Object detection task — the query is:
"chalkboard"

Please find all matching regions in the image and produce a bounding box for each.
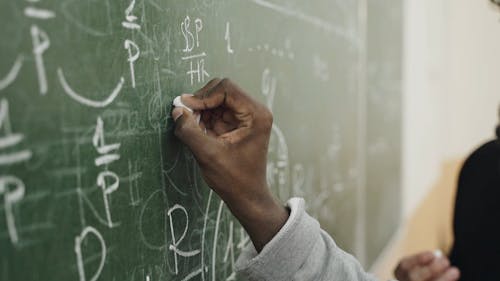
[0,0,402,280]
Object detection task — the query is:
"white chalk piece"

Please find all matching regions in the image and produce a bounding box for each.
[173,96,193,113]
[173,95,201,124]
[433,249,443,258]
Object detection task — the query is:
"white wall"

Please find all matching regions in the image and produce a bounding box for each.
[402,0,500,218]
[445,0,500,157]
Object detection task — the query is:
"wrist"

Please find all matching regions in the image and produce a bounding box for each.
[224,189,289,252]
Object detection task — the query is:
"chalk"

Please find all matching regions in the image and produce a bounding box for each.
[173,96,193,113]
[433,249,443,258]
[173,95,201,124]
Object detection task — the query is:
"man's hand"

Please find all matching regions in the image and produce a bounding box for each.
[171,78,289,252]
[394,251,460,281]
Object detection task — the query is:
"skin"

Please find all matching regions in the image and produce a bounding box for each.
[172,78,461,280]
[395,251,460,281]
[171,78,288,252]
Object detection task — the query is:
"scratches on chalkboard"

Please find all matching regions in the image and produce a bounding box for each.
[200,190,213,281]
[76,187,114,228]
[60,0,113,36]
[248,0,357,44]
[0,55,23,91]
[212,200,224,281]
[146,0,164,12]
[125,160,142,206]
[139,189,166,250]
[163,170,187,196]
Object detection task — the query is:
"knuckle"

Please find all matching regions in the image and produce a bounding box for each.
[207,77,221,85]
[219,78,236,95]
[256,106,273,130]
[220,77,232,88]
[262,108,273,128]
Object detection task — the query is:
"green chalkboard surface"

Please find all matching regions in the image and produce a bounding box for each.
[0,0,402,280]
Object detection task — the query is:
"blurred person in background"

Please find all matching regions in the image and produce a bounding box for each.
[448,107,500,280]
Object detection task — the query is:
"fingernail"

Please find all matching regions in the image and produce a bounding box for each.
[434,249,443,258]
[172,108,183,121]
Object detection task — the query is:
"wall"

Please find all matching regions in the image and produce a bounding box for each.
[372,0,500,278]
[402,0,499,218]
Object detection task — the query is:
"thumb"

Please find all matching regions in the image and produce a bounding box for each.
[172,107,220,163]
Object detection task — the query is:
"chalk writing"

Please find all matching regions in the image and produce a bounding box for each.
[124,40,140,88]
[74,226,107,281]
[0,98,32,245]
[123,0,141,88]
[261,68,277,110]
[181,15,209,85]
[224,22,234,54]
[167,204,201,277]
[25,0,54,95]
[0,100,32,166]
[24,7,55,19]
[57,68,125,108]
[93,117,121,228]
[223,221,236,281]
[0,176,25,244]
[30,25,50,95]
[122,0,140,30]
[248,40,295,60]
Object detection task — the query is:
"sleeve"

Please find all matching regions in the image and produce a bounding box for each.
[235,198,379,281]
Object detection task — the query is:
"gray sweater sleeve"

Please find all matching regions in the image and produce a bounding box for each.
[235,198,379,281]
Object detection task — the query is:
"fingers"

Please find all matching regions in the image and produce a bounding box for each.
[172,107,220,164]
[192,78,222,96]
[435,267,460,281]
[181,78,255,113]
[395,251,435,278]
[409,257,451,281]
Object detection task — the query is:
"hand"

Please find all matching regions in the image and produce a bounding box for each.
[394,251,460,281]
[171,78,289,251]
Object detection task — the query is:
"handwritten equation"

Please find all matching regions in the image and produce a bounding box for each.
[0,0,368,279]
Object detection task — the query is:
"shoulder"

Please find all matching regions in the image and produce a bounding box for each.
[460,139,499,177]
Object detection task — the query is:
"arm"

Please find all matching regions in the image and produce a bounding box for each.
[172,78,375,280]
[171,78,288,252]
[171,79,460,281]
